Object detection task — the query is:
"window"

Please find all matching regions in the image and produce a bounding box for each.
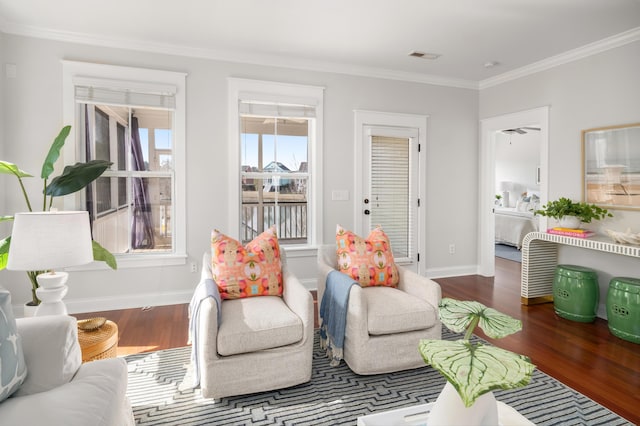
[62,61,186,267]
[229,79,323,247]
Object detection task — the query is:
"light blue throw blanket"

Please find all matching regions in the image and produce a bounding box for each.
[187,278,221,388]
[319,270,358,367]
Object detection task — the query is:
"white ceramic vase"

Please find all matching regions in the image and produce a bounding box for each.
[558,215,581,229]
[428,382,499,426]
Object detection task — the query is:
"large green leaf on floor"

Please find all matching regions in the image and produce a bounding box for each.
[419,338,535,407]
[439,298,522,339]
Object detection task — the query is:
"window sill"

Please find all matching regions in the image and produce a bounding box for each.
[281,245,319,258]
[67,253,188,271]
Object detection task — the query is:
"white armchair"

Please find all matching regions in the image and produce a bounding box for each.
[0,315,134,426]
[194,250,314,399]
[317,244,442,375]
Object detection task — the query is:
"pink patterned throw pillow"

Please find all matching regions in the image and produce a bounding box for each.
[335,224,399,287]
[211,226,283,299]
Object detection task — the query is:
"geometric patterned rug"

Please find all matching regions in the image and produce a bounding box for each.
[125,328,633,425]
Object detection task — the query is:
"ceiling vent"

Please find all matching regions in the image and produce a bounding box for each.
[408,51,441,60]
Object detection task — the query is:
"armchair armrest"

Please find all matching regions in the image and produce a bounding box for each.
[14,315,82,397]
[397,266,442,308]
[282,266,314,337]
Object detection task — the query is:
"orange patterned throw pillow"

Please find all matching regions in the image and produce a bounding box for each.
[335,224,399,287]
[211,226,283,299]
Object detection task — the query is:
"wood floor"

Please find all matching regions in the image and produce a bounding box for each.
[75,257,639,424]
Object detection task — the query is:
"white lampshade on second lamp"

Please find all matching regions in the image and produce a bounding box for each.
[7,211,93,316]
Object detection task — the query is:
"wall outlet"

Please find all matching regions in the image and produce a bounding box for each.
[449,244,456,255]
[190,262,197,273]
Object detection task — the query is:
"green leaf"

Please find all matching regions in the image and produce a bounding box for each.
[0,236,10,270]
[0,161,33,178]
[0,216,14,222]
[41,125,71,180]
[439,298,522,339]
[92,240,118,270]
[45,160,112,197]
[419,339,535,407]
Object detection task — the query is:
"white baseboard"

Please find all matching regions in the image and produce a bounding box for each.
[426,264,479,279]
[64,290,194,315]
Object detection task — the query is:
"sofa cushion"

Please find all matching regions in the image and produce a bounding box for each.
[363,287,438,335]
[14,315,82,397]
[217,296,303,356]
[211,226,283,300]
[336,224,399,287]
[0,358,133,426]
[0,287,27,402]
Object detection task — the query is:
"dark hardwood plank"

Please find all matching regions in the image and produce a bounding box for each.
[75,257,639,423]
[435,258,639,424]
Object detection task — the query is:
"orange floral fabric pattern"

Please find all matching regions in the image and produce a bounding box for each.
[211,226,283,299]
[335,224,399,287]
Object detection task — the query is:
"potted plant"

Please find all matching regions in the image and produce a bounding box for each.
[0,126,117,308]
[534,197,612,228]
[419,298,536,425]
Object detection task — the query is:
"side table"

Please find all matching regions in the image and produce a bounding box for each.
[77,320,119,363]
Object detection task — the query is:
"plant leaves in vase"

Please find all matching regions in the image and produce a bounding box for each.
[418,339,535,407]
[439,298,523,339]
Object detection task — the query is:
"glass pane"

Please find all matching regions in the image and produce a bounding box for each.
[131,177,172,252]
[95,176,112,215]
[117,123,126,171]
[371,136,410,258]
[137,128,150,171]
[95,108,110,161]
[135,109,173,172]
[118,177,127,208]
[240,117,308,172]
[241,177,307,245]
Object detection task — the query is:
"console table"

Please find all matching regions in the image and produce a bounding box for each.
[521,232,640,305]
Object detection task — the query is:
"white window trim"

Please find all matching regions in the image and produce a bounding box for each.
[62,60,187,268]
[228,78,324,248]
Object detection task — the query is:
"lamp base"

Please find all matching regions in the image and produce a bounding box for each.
[35,272,69,316]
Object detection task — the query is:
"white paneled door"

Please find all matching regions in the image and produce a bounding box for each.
[361,126,420,272]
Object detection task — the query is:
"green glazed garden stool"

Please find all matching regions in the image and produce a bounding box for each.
[553,265,599,323]
[607,277,640,344]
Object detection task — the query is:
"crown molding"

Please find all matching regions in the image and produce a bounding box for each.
[0,21,478,90]
[479,26,640,90]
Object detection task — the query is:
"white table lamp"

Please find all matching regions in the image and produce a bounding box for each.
[7,211,93,316]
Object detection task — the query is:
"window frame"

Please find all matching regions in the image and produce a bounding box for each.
[62,60,187,269]
[228,78,324,249]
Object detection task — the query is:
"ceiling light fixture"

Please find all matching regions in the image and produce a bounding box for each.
[409,51,441,60]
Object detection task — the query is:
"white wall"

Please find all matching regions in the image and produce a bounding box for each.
[0,33,478,313]
[480,40,640,317]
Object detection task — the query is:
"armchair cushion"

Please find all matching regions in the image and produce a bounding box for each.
[211,226,283,299]
[365,287,438,335]
[217,296,303,356]
[0,288,27,402]
[336,224,399,287]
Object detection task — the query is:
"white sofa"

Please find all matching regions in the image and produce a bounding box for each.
[0,315,134,426]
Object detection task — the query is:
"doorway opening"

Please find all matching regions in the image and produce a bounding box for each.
[478,107,550,277]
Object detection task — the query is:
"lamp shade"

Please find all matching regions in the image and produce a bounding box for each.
[7,211,93,271]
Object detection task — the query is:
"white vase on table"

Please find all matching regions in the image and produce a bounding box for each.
[428,381,499,426]
[558,215,581,229]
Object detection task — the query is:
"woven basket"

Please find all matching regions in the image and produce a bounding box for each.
[78,320,118,362]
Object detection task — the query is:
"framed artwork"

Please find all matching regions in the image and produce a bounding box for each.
[582,123,640,210]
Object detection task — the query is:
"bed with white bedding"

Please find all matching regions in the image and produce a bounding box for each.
[494,207,538,249]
